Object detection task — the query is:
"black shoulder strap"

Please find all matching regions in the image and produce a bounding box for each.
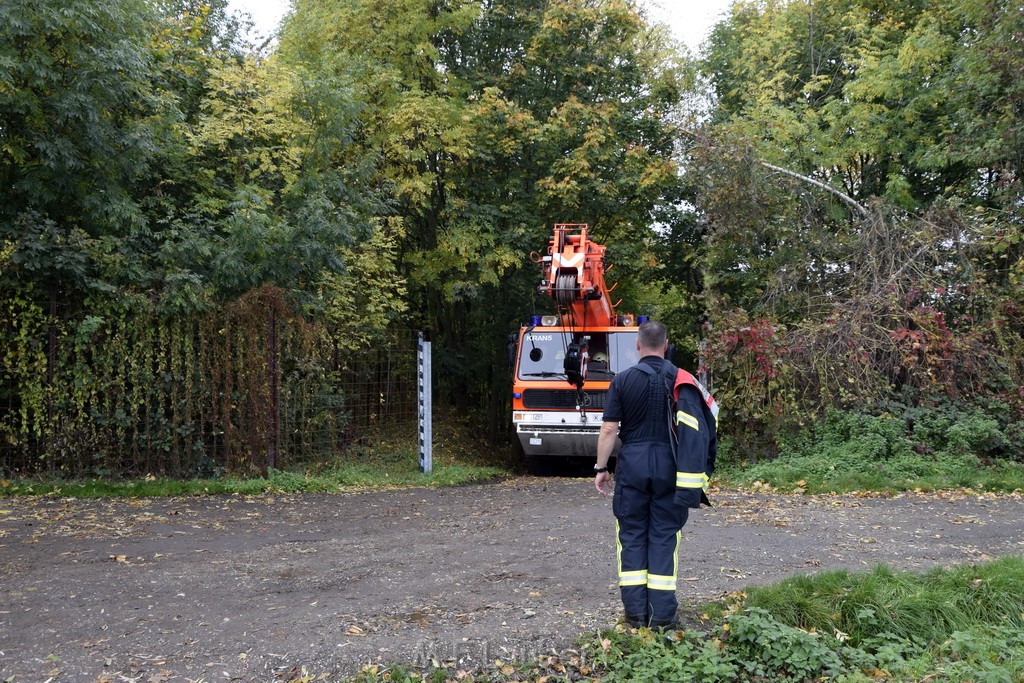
[636,361,678,391]
[634,363,655,377]
[634,361,675,442]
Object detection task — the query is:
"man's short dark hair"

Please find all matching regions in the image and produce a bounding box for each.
[638,320,668,351]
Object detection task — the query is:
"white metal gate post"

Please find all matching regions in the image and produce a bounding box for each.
[698,339,712,391]
[418,333,432,473]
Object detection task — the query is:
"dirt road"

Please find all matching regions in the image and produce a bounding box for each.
[2,478,1024,681]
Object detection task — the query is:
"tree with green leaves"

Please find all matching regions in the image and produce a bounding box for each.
[279,0,691,436]
[0,0,396,475]
[687,0,1024,456]
[0,0,170,294]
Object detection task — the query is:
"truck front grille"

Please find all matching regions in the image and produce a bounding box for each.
[522,389,607,410]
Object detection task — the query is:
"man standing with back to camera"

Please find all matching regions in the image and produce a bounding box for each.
[594,320,718,629]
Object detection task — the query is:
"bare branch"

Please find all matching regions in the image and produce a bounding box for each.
[760,161,869,218]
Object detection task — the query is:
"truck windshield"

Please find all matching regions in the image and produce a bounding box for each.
[517,330,639,380]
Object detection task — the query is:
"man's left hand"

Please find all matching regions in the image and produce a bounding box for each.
[595,471,612,496]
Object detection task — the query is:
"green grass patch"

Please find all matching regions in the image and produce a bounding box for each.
[0,464,505,498]
[586,556,1024,682]
[724,408,1024,494]
[743,557,1024,647]
[1,410,508,498]
[343,557,1024,682]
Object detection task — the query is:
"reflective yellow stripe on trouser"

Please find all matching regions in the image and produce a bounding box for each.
[615,520,649,586]
[648,530,681,591]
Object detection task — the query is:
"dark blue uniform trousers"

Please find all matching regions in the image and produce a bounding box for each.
[612,440,689,627]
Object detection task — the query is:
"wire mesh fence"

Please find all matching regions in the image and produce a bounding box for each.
[0,288,419,477]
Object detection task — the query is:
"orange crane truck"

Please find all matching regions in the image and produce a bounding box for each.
[511,224,645,466]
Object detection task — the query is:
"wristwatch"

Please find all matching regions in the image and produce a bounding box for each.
[594,465,609,473]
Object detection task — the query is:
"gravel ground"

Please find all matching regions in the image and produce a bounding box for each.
[2,477,1024,681]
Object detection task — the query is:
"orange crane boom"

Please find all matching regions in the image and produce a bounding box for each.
[536,223,619,327]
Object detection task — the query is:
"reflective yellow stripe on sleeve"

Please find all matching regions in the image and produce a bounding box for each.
[676,472,709,489]
[675,411,699,431]
[619,569,648,587]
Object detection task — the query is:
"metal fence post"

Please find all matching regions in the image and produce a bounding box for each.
[698,339,711,391]
[418,333,432,474]
[268,303,280,473]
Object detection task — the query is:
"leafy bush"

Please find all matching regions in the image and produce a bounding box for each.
[727,607,847,681]
[732,406,1024,493]
[945,413,1008,458]
[589,626,739,682]
[896,400,1015,460]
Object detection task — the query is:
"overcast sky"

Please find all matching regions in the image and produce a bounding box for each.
[226,0,734,53]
